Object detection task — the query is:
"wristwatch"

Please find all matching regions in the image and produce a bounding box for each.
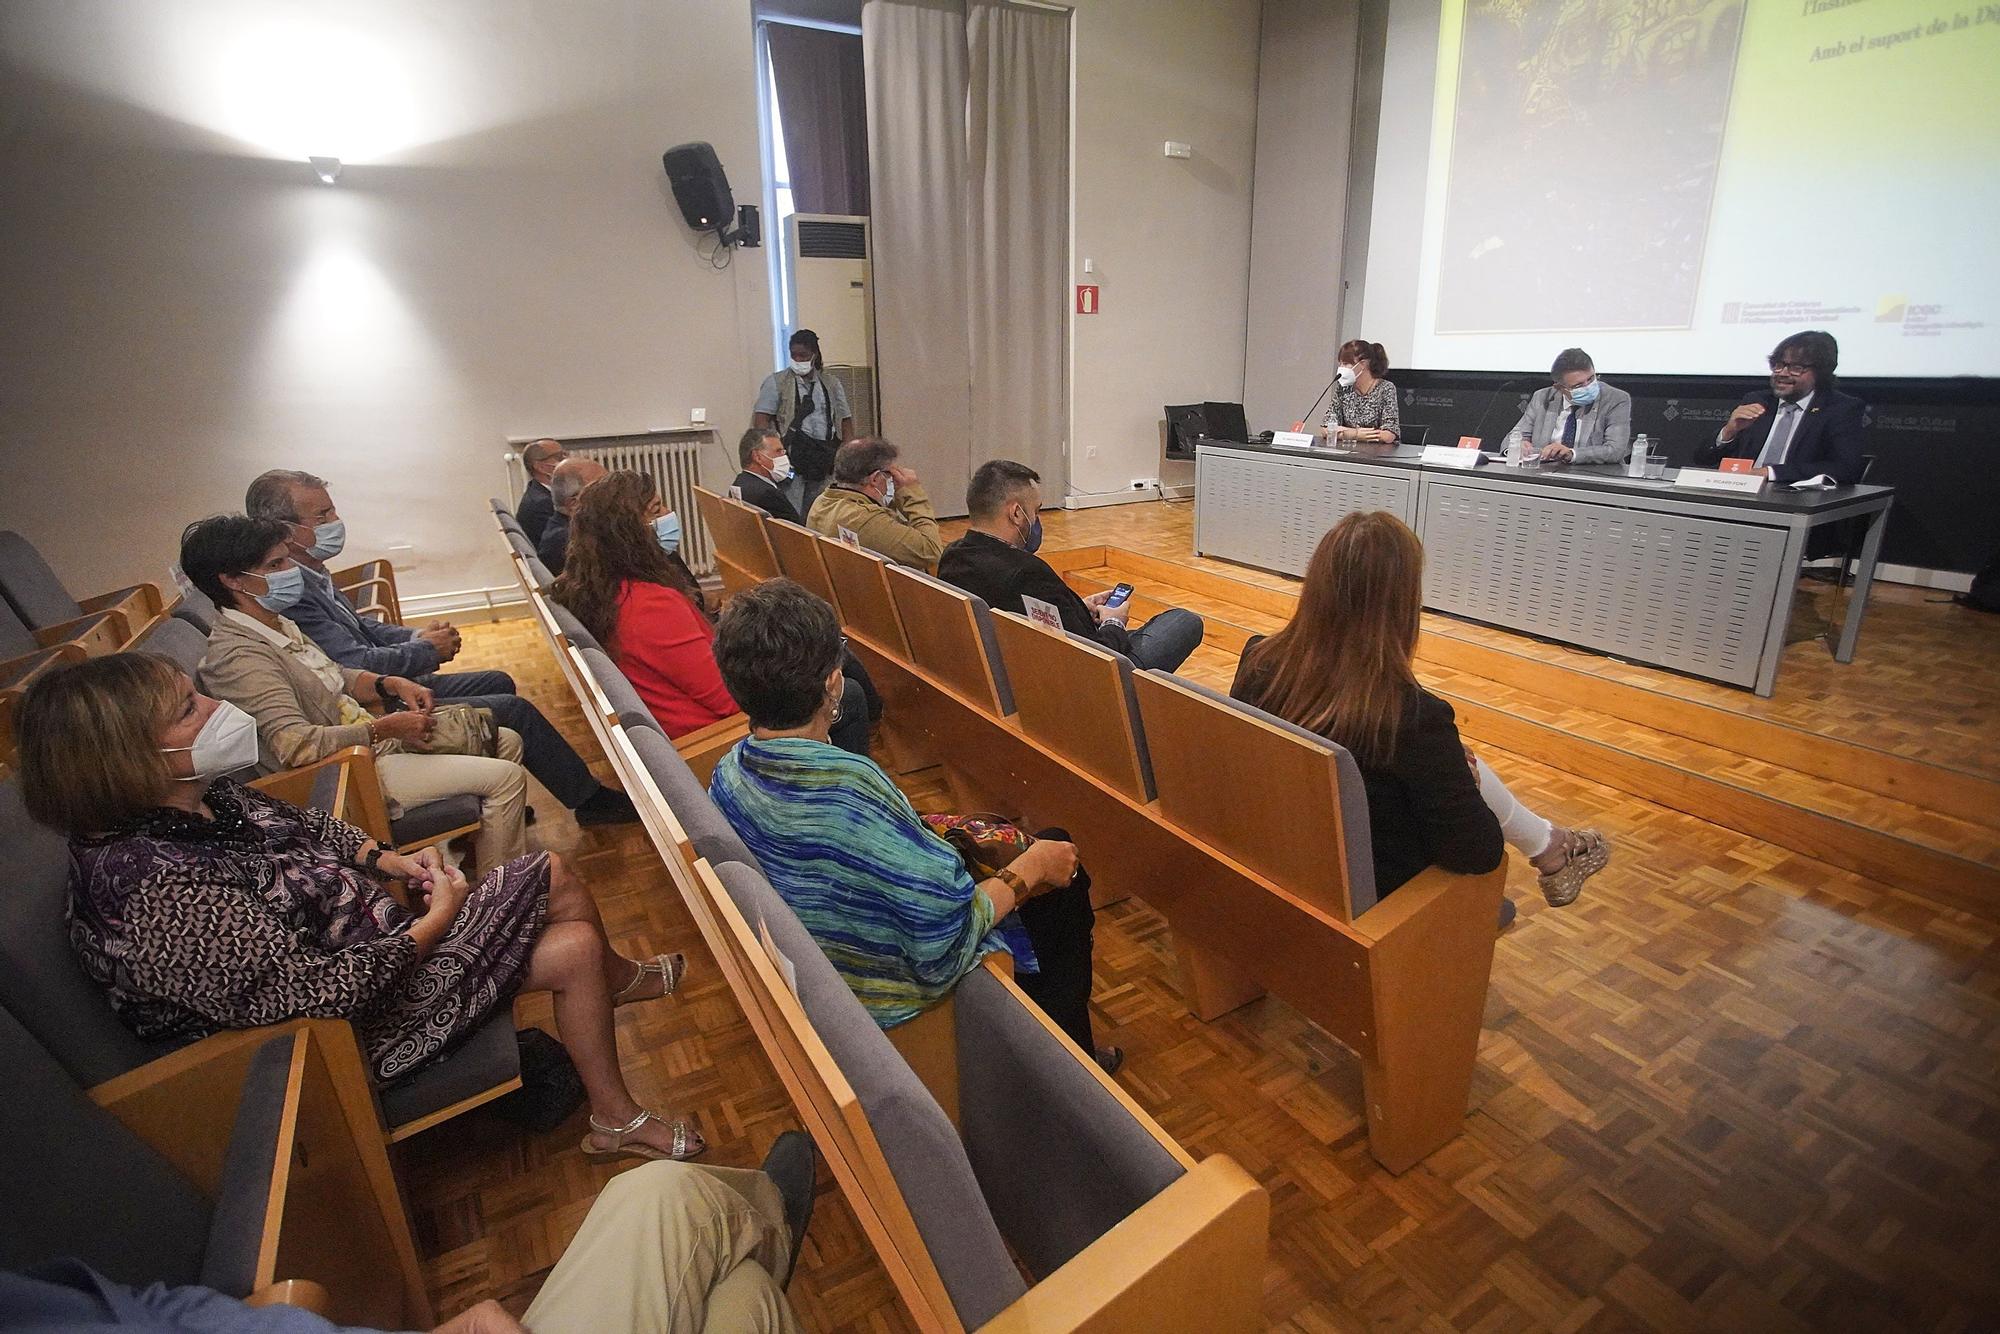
[375,676,396,702]
[361,845,388,878]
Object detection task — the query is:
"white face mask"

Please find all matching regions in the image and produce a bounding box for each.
[1337,364,1358,389]
[768,453,795,482]
[789,359,815,377]
[306,520,346,560]
[161,701,260,781]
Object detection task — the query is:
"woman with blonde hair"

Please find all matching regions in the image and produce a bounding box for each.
[1232,512,1608,916]
[17,652,705,1163]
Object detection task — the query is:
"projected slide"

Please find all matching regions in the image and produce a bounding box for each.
[1410,0,2000,376]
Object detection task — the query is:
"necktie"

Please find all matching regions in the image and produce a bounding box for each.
[1756,402,1801,468]
[1561,408,1577,448]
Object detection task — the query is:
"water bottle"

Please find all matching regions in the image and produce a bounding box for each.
[1628,433,1651,477]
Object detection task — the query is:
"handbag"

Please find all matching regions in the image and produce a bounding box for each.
[922,812,1034,880]
[403,704,499,757]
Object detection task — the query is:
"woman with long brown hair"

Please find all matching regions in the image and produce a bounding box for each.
[1232,512,1608,914]
[552,471,871,753]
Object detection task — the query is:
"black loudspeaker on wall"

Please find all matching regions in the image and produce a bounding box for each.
[662,142,758,247]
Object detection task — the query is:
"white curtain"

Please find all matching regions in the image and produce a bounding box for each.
[863,0,1070,516]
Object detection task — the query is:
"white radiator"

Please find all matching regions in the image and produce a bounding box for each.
[504,430,718,575]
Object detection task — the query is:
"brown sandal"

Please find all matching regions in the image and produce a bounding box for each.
[580,1108,706,1163]
[1537,828,1611,907]
[614,952,687,1006]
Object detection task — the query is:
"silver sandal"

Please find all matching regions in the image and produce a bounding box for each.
[580,1108,706,1163]
[614,952,687,1006]
[1537,828,1610,907]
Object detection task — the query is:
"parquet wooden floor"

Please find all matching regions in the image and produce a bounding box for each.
[410,516,2000,1331]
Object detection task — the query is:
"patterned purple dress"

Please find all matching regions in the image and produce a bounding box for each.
[68,779,549,1082]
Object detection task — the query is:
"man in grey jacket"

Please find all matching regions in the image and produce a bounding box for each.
[1509,348,1632,465]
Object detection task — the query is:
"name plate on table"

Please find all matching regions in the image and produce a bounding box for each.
[1270,430,1315,450]
[1675,468,1767,494]
[1421,444,1483,469]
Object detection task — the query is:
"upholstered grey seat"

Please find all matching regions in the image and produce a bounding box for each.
[0,776,517,1135]
[898,567,1015,714]
[2,597,41,662]
[0,530,98,630]
[134,616,209,676]
[388,793,484,847]
[524,555,555,588]
[627,726,758,869]
[0,1004,295,1295]
[172,578,221,634]
[579,646,665,735]
[709,861,1027,1327]
[547,600,598,650]
[506,530,537,559]
[1147,672,1380,914]
[1062,630,1157,799]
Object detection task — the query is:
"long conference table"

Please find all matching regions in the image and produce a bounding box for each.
[1192,439,1896,696]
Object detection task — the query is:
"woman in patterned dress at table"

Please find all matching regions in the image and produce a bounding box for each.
[15,651,704,1163]
[1319,338,1403,445]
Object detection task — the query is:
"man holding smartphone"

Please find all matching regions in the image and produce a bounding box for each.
[938,459,1205,672]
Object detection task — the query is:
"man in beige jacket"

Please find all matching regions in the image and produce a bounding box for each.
[806,437,943,573]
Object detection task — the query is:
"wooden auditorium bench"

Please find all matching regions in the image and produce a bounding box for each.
[692,485,779,600]
[0,529,178,648]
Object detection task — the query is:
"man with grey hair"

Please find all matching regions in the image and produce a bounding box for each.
[538,455,608,577]
[247,468,638,827]
[805,437,942,572]
[515,438,566,545]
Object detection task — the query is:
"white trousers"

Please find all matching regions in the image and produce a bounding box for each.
[373,727,529,869]
[1473,756,1555,859]
[523,1160,800,1334]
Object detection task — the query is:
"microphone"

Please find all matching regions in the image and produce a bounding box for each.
[1291,370,1341,433]
[1467,375,1542,451]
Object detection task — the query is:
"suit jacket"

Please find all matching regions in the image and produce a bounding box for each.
[516,480,555,546]
[1696,386,1868,484]
[732,470,803,525]
[937,530,1134,658]
[1507,382,1633,465]
[287,563,441,678]
[538,513,572,576]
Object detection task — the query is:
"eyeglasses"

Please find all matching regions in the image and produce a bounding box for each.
[1767,359,1813,375]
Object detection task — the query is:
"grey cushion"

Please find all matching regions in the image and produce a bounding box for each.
[0,778,172,1086]
[0,1004,211,1286]
[198,1033,295,1295]
[506,530,537,559]
[1,595,38,659]
[1154,672,1380,914]
[134,616,209,676]
[390,794,484,847]
[580,647,665,735]
[377,1011,522,1129]
[0,530,83,628]
[902,567,1014,715]
[628,727,758,870]
[548,601,598,651]
[524,555,555,588]
[711,861,1027,1327]
[955,966,1184,1278]
[1063,631,1156,800]
[172,580,221,634]
[490,496,514,517]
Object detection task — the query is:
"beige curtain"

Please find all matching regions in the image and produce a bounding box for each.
[863,0,1070,516]
[968,2,1070,495]
[767,24,871,217]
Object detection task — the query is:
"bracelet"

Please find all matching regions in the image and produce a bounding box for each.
[375,676,395,702]
[360,845,388,878]
[993,866,1030,901]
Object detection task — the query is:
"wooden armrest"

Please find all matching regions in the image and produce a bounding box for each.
[2,643,83,689]
[91,1023,306,1194]
[34,609,129,654]
[80,581,172,619]
[340,576,392,603]
[981,1156,1269,1334]
[673,713,750,784]
[250,745,393,845]
[246,1279,331,1314]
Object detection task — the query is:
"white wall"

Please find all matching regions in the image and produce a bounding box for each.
[1067,0,1264,501]
[0,0,772,608]
[1242,0,1360,435]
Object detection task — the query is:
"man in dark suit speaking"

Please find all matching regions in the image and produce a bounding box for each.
[1698,329,1866,484]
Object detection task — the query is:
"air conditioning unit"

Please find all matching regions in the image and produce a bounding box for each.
[787,213,878,437]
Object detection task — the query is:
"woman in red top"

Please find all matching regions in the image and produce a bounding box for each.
[553,471,872,753]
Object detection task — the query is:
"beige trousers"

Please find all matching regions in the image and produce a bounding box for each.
[374,727,529,870]
[522,1160,800,1334]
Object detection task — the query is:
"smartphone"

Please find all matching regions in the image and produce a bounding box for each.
[1105,583,1134,609]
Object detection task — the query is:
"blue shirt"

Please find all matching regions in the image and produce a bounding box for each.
[0,1260,394,1333]
[284,565,439,678]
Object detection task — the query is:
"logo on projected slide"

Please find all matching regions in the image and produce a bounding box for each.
[1877,295,1907,323]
